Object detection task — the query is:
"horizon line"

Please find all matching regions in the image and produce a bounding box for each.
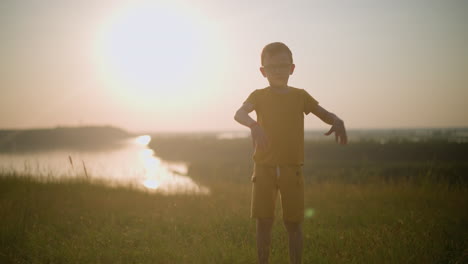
[2,125,468,134]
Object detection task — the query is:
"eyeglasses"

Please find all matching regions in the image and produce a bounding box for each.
[262,63,292,72]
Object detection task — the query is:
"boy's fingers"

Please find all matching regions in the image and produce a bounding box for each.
[252,129,269,151]
[255,136,263,150]
[340,124,347,144]
[324,127,334,136]
[338,131,348,145]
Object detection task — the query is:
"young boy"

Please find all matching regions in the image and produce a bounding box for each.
[234,42,347,264]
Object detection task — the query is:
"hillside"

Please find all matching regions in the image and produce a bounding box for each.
[0,126,132,152]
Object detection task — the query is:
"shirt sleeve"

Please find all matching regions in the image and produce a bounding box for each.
[244,90,258,109]
[302,89,319,115]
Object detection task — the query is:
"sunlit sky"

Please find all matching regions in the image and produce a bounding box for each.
[1,0,467,133]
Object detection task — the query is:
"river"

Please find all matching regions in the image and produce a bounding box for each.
[0,135,209,195]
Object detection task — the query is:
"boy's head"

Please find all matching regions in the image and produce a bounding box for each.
[261,42,293,66]
[260,42,295,87]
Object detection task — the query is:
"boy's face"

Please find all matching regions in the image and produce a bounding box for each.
[260,52,295,87]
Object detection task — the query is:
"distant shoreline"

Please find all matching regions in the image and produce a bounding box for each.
[0,126,133,152]
[1,126,467,134]
[0,126,467,153]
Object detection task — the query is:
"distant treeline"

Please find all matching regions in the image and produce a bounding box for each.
[149,136,468,164]
[304,141,468,163]
[149,136,468,186]
[0,126,132,152]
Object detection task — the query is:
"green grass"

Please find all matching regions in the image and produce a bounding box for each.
[1,175,466,263]
[1,138,467,263]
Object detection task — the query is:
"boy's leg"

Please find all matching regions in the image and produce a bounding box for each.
[284,220,303,264]
[278,166,305,264]
[257,218,274,264]
[251,164,278,264]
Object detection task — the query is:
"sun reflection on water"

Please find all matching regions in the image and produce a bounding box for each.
[0,135,209,195]
[143,179,160,189]
[135,135,209,194]
[135,135,151,145]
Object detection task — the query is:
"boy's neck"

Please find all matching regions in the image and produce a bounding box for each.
[269,85,290,93]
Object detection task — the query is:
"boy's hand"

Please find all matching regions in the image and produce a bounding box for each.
[324,118,348,145]
[250,124,269,151]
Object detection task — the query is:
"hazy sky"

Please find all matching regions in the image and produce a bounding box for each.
[1,0,467,132]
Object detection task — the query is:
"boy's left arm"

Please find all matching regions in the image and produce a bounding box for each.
[311,105,348,145]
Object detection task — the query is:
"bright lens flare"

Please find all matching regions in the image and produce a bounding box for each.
[305,208,315,219]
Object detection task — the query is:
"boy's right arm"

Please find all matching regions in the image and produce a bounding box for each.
[234,102,256,127]
[234,102,268,150]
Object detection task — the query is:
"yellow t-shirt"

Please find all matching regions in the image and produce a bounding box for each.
[245,86,319,166]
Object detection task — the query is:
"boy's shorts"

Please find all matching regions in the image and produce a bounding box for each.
[251,164,304,222]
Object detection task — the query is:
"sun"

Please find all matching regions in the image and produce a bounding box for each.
[94,1,210,108]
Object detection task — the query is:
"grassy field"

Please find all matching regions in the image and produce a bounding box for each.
[1,137,467,263]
